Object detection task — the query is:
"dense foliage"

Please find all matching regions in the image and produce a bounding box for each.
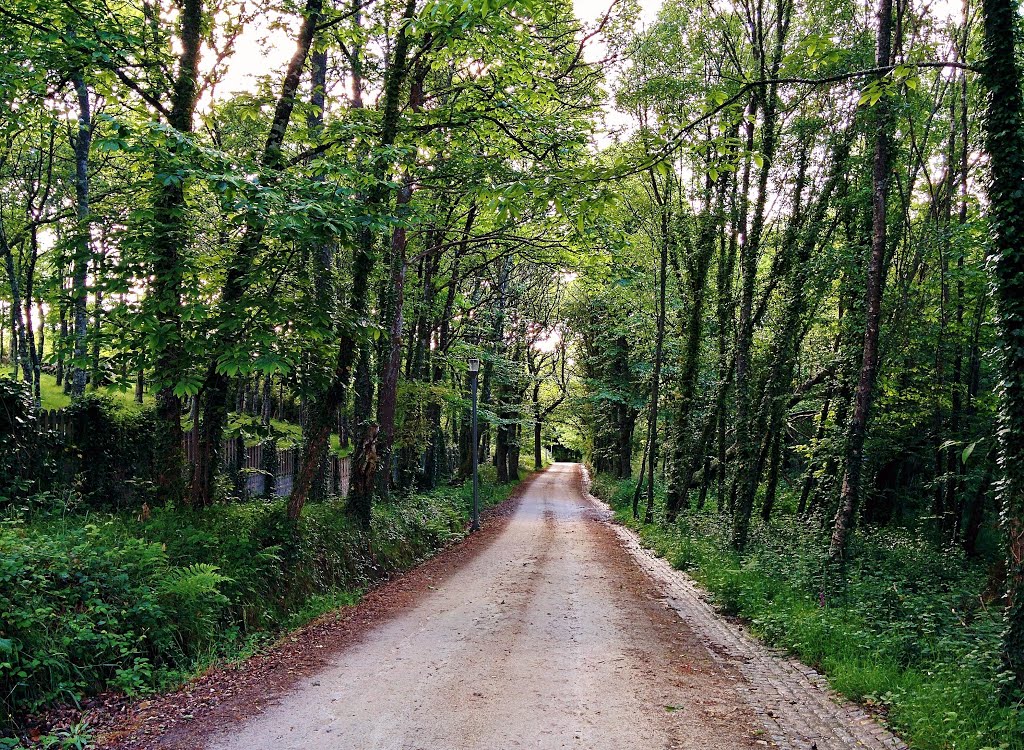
[569,0,1024,738]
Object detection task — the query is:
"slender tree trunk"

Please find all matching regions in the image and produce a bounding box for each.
[532,378,544,470]
[948,67,971,540]
[828,0,894,563]
[761,431,783,522]
[90,248,104,390]
[188,0,323,508]
[3,257,29,382]
[534,414,543,470]
[35,299,45,384]
[798,389,832,515]
[963,469,992,559]
[69,71,92,397]
[643,206,670,524]
[632,436,649,519]
[55,301,66,387]
[429,211,469,485]
[23,238,41,404]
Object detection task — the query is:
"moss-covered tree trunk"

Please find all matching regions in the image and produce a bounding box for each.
[979,0,1024,696]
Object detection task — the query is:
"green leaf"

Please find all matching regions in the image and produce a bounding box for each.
[962,440,980,464]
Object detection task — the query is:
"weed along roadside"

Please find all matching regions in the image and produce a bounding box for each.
[0,464,529,744]
[587,472,1022,750]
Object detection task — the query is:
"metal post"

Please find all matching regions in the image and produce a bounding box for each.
[469,358,481,531]
[471,370,481,531]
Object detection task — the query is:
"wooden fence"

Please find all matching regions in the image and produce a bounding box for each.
[40,409,351,499]
[187,434,351,498]
[38,408,71,437]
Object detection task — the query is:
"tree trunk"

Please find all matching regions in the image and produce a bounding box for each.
[733,46,789,548]
[69,71,92,397]
[979,0,1024,696]
[188,0,323,508]
[55,302,66,387]
[761,430,783,522]
[534,415,543,470]
[289,0,418,522]
[643,203,670,524]
[90,247,104,390]
[828,0,894,563]
[23,239,41,404]
[151,0,203,507]
[376,184,412,498]
[666,178,720,521]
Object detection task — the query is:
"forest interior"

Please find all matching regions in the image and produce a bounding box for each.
[2,0,1024,747]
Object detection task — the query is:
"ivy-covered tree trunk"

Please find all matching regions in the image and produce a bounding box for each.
[150,0,202,507]
[753,132,849,522]
[296,45,336,504]
[732,1,791,547]
[665,180,718,521]
[289,0,418,523]
[732,124,766,545]
[979,0,1024,696]
[642,201,669,523]
[376,184,412,499]
[828,0,894,564]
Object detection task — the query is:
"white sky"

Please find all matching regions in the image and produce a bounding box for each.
[575,0,662,26]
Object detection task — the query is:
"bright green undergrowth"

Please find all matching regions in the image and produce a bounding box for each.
[589,474,1022,750]
[24,373,150,413]
[0,466,518,734]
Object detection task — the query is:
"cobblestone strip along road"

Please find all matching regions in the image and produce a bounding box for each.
[585,469,908,750]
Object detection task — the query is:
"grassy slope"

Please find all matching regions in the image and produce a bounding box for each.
[25,372,149,411]
[588,473,1022,750]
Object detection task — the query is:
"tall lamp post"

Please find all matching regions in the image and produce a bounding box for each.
[468,357,481,531]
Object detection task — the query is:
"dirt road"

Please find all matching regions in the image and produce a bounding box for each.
[207,463,763,750]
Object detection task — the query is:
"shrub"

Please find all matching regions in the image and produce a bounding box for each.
[60,396,157,510]
[0,523,179,721]
[0,381,47,502]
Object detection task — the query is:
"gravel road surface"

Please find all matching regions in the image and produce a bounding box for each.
[207,463,763,750]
